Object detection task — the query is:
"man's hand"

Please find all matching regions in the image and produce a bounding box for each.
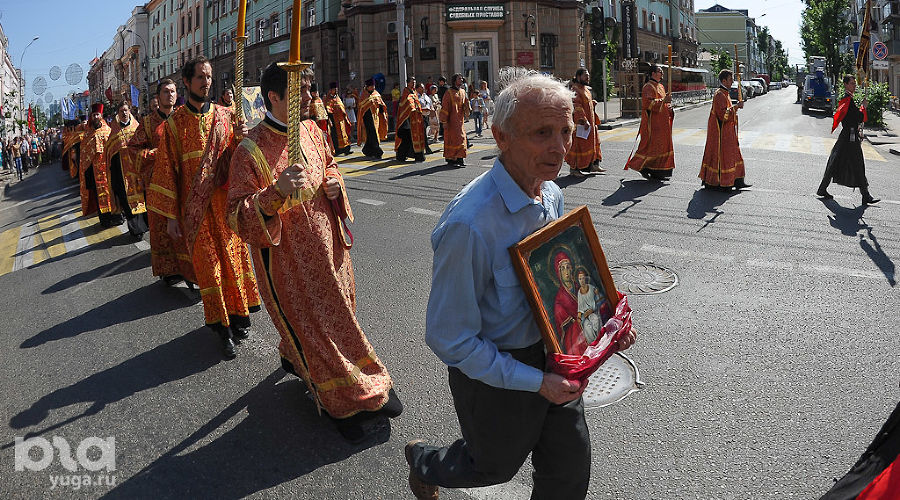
[616,326,637,352]
[736,102,744,109]
[167,218,182,240]
[239,121,249,137]
[275,164,307,195]
[539,373,585,405]
[664,92,672,103]
[323,177,341,200]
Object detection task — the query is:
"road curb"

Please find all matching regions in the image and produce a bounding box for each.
[599,99,713,130]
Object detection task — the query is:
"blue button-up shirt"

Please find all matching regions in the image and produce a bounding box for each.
[426,159,564,392]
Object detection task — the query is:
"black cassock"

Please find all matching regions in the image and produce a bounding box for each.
[821,98,868,189]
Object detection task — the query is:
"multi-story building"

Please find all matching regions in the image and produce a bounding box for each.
[696,3,764,76]
[0,22,22,137]
[117,6,150,108]
[873,0,900,96]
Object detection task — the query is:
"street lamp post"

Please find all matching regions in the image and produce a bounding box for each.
[125,29,149,111]
[19,36,39,135]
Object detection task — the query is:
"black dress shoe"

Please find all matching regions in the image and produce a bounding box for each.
[734,179,752,189]
[231,325,251,342]
[862,196,880,204]
[210,324,236,359]
[817,189,833,200]
[162,274,184,287]
[379,388,404,418]
[640,170,652,179]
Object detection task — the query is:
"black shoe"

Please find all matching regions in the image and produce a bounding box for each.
[816,189,833,200]
[210,324,236,359]
[424,148,434,155]
[162,274,184,287]
[231,325,251,342]
[379,388,404,418]
[733,178,752,189]
[640,170,652,179]
[862,196,880,205]
[332,416,367,444]
[414,154,426,162]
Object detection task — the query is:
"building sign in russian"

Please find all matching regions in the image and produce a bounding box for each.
[517,52,534,65]
[446,4,505,21]
[621,0,638,60]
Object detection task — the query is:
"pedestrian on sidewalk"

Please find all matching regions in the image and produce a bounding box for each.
[817,75,879,204]
[404,68,636,500]
[227,62,403,444]
[625,65,675,180]
[12,138,22,180]
[468,89,484,137]
[479,80,493,127]
[417,83,435,154]
[699,69,750,190]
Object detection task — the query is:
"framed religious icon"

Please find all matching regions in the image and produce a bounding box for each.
[509,206,620,355]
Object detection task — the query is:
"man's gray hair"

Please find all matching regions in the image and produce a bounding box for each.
[492,67,574,135]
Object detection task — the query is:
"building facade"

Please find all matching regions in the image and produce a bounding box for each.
[696,4,764,77]
[0,22,22,137]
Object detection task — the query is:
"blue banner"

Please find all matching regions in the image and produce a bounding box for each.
[130,85,139,108]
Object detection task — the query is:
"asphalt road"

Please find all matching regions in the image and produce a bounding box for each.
[1,87,898,499]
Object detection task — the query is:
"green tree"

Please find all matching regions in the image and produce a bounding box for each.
[757,26,773,75]
[801,0,853,86]
[710,47,733,77]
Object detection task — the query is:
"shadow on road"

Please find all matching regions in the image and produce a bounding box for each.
[42,252,151,295]
[601,178,667,217]
[20,281,200,348]
[389,163,465,180]
[5,327,219,440]
[686,188,740,231]
[100,369,389,499]
[821,199,895,286]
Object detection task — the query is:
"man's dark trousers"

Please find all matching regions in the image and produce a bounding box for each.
[408,342,591,499]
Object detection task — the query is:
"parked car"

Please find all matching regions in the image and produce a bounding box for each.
[749,80,765,96]
[731,81,754,101]
[751,78,768,94]
[768,81,783,90]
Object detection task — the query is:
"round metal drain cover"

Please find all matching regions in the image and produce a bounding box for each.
[610,263,678,294]
[583,353,644,409]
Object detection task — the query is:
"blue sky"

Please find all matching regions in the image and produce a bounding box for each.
[1,1,136,108]
[695,0,807,66]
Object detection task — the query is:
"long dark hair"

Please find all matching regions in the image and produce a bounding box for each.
[572,68,588,85]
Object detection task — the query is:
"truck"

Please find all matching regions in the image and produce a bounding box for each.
[800,57,835,115]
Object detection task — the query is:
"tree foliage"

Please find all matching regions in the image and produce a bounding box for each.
[710,47,734,77]
[801,0,853,85]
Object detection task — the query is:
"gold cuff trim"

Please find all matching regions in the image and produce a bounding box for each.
[148,183,177,199]
[148,205,177,219]
[181,150,204,161]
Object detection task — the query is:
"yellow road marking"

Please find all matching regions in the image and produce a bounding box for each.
[77,217,125,246]
[862,142,885,162]
[0,226,21,276]
[37,214,66,259]
[786,134,811,155]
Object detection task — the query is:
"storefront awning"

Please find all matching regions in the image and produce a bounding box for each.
[658,64,709,74]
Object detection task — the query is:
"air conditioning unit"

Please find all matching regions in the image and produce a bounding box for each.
[649,13,657,23]
[387,21,397,34]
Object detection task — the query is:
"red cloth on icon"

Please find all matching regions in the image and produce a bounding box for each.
[546,292,633,385]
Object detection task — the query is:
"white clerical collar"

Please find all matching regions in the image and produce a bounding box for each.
[265,111,286,128]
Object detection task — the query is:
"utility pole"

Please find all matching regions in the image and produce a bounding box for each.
[397,0,407,83]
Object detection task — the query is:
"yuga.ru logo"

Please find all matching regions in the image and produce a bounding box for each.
[14,436,116,490]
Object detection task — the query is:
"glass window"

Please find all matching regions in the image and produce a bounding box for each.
[388,39,399,75]
[196,5,201,27]
[272,16,280,37]
[307,2,316,27]
[540,33,557,68]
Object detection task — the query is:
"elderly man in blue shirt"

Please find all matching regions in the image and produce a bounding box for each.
[404,69,636,499]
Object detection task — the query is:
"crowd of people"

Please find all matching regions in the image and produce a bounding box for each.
[1,130,60,181]
[32,51,877,498]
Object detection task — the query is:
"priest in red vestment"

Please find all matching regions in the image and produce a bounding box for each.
[699,69,750,190]
[227,62,402,443]
[80,103,121,227]
[625,65,675,180]
[147,56,260,360]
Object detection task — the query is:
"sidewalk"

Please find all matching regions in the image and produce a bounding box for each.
[595,96,713,130]
[867,109,900,156]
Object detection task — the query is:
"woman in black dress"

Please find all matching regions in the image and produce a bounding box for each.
[817,75,879,204]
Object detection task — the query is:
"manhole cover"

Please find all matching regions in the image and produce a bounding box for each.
[583,353,644,409]
[610,263,678,294]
